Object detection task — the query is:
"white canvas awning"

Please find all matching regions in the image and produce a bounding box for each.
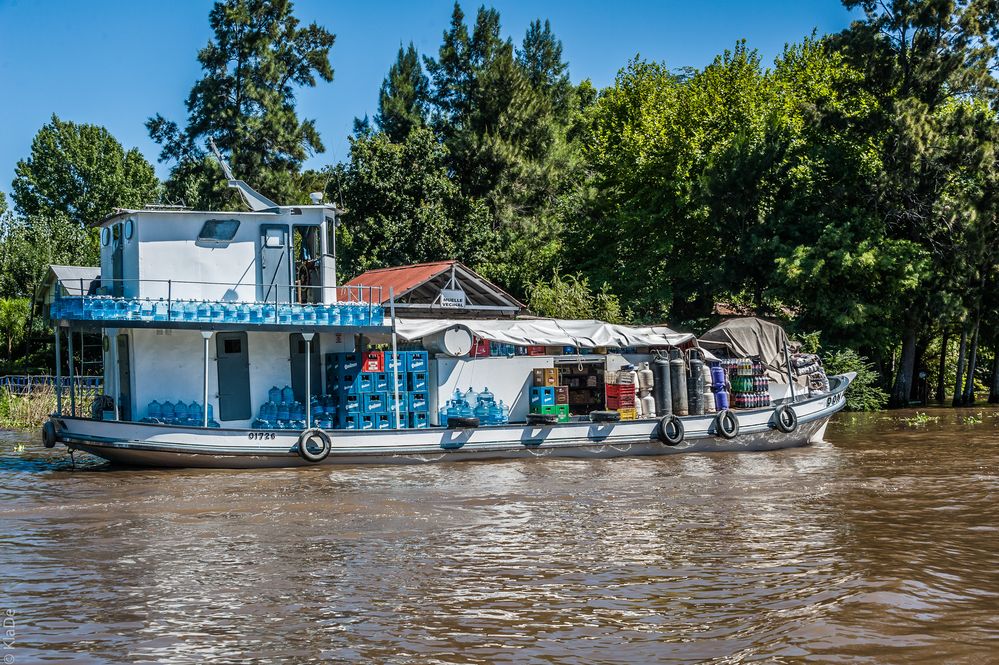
[394,318,695,349]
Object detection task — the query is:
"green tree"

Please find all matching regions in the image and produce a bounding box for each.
[12,114,158,226]
[526,271,623,323]
[335,128,464,277]
[375,43,430,142]
[147,0,335,208]
[0,298,30,361]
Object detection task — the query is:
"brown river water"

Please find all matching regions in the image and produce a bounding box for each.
[1,407,998,664]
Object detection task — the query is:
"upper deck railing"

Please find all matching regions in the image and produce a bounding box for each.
[50,278,387,328]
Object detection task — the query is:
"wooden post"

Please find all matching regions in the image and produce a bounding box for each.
[54,327,62,416]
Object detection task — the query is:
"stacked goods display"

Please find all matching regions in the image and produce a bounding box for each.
[724,358,771,409]
[709,363,730,411]
[605,365,638,420]
[529,368,570,422]
[325,350,430,430]
[791,353,830,393]
[441,386,510,425]
[560,363,604,414]
[143,399,218,427]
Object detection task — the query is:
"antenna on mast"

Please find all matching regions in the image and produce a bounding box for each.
[207,137,279,212]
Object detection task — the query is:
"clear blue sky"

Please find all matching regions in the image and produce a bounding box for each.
[0,0,857,197]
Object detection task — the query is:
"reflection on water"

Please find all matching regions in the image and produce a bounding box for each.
[2,408,998,663]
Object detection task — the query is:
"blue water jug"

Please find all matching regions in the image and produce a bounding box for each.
[189,401,203,422]
[268,386,281,403]
[153,299,168,321]
[291,401,305,421]
[326,305,340,326]
[277,304,292,324]
[276,401,290,421]
[262,303,276,322]
[478,387,494,404]
[499,400,509,424]
[291,304,303,323]
[139,299,154,319]
[161,401,175,422]
[174,401,190,422]
[303,305,317,324]
[281,385,294,403]
[211,302,226,322]
[371,307,384,326]
[196,301,211,321]
[147,400,162,420]
[474,400,489,421]
[487,401,501,425]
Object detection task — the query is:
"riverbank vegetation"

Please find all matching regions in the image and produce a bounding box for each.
[2,0,998,411]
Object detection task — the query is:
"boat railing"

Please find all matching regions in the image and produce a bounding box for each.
[1,374,102,396]
[49,278,386,328]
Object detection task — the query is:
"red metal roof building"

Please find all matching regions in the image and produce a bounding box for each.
[343,260,524,318]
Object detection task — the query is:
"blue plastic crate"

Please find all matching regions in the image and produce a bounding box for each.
[408,392,428,412]
[530,386,556,407]
[375,414,391,430]
[338,352,360,373]
[406,350,429,372]
[391,411,408,429]
[409,412,429,429]
[373,372,389,391]
[359,414,375,430]
[408,371,428,392]
[362,392,386,413]
[386,391,406,411]
[340,395,360,413]
[338,412,359,430]
[338,371,373,394]
[384,351,404,371]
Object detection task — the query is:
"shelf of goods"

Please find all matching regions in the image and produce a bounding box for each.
[50,296,384,328]
[320,350,430,430]
[529,367,570,422]
[558,363,604,416]
[721,358,771,409]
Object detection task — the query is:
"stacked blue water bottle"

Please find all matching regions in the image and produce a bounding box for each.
[143,399,218,427]
[325,350,430,430]
[439,386,509,426]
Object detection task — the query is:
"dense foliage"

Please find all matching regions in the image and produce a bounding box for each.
[3,0,999,408]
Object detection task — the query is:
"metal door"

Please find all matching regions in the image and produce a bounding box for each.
[216,332,251,421]
[112,224,124,297]
[259,225,289,303]
[289,334,321,403]
[116,334,131,421]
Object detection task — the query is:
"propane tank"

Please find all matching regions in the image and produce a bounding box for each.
[687,349,705,416]
[702,364,713,395]
[710,364,726,390]
[641,393,656,417]
[638,363,654,391]
[652,356,672,416]
[703,389,716,414]
[714,389,730,411]
[669,349,688,416]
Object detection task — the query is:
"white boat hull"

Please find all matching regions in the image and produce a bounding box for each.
[48,375,853,469]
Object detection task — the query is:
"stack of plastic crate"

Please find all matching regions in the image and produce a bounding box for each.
[529,368,570,422]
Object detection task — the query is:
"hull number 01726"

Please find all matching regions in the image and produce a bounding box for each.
[248,432,276,440]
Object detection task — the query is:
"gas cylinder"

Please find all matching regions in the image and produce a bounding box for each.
[669,349,688,416]
[702,364,713,395]
[715,390,730,411]
[652,356,673,416]
[638,363,654,391]
[703,389,716,414]
[687,350,705,416]
[641,393,656,418]
[710,364,726,390]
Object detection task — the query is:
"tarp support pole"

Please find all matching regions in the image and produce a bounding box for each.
[202,332,212,427]
[67,326,76,417]
[302,332,315,429]
[390,287,401,430]
[54,326,62,416]
[784,340,797,403]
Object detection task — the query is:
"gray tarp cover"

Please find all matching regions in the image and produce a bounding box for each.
[698,318,790,373]
[394,318,695,349]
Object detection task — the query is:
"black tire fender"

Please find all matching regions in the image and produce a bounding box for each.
[715,409,740,439]
[526,413,558,426]
[773,404,798,433]
[42,420,58,449]
[657,414,684,446]
[298,428,331,463]
[447,416,480,429]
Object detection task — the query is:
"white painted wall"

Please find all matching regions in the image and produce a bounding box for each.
[429,356,555,425]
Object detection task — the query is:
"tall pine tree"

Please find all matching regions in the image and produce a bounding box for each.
[147,0,335,208]
[375,43,430,142]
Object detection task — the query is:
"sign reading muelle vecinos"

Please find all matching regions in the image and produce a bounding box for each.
[440,288,467,308]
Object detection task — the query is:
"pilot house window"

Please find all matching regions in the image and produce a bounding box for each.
[198,219,241,243]
[293,225,321,304]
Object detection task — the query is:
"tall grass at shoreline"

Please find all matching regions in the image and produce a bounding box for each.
[0,387,94,429]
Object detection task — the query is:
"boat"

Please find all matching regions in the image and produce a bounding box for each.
[36,177,853,469]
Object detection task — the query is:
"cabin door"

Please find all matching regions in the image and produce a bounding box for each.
[216,332,251,421]
[111,223,124,297]
[289,333,321,403]
[259,225,289,303]
[116,334,131,421]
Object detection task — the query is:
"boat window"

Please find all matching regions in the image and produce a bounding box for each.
[264,227,285,248]
[223,338,242,354]
[293,225,321,303]
[325,216,337,256]
[197,219,241,243]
